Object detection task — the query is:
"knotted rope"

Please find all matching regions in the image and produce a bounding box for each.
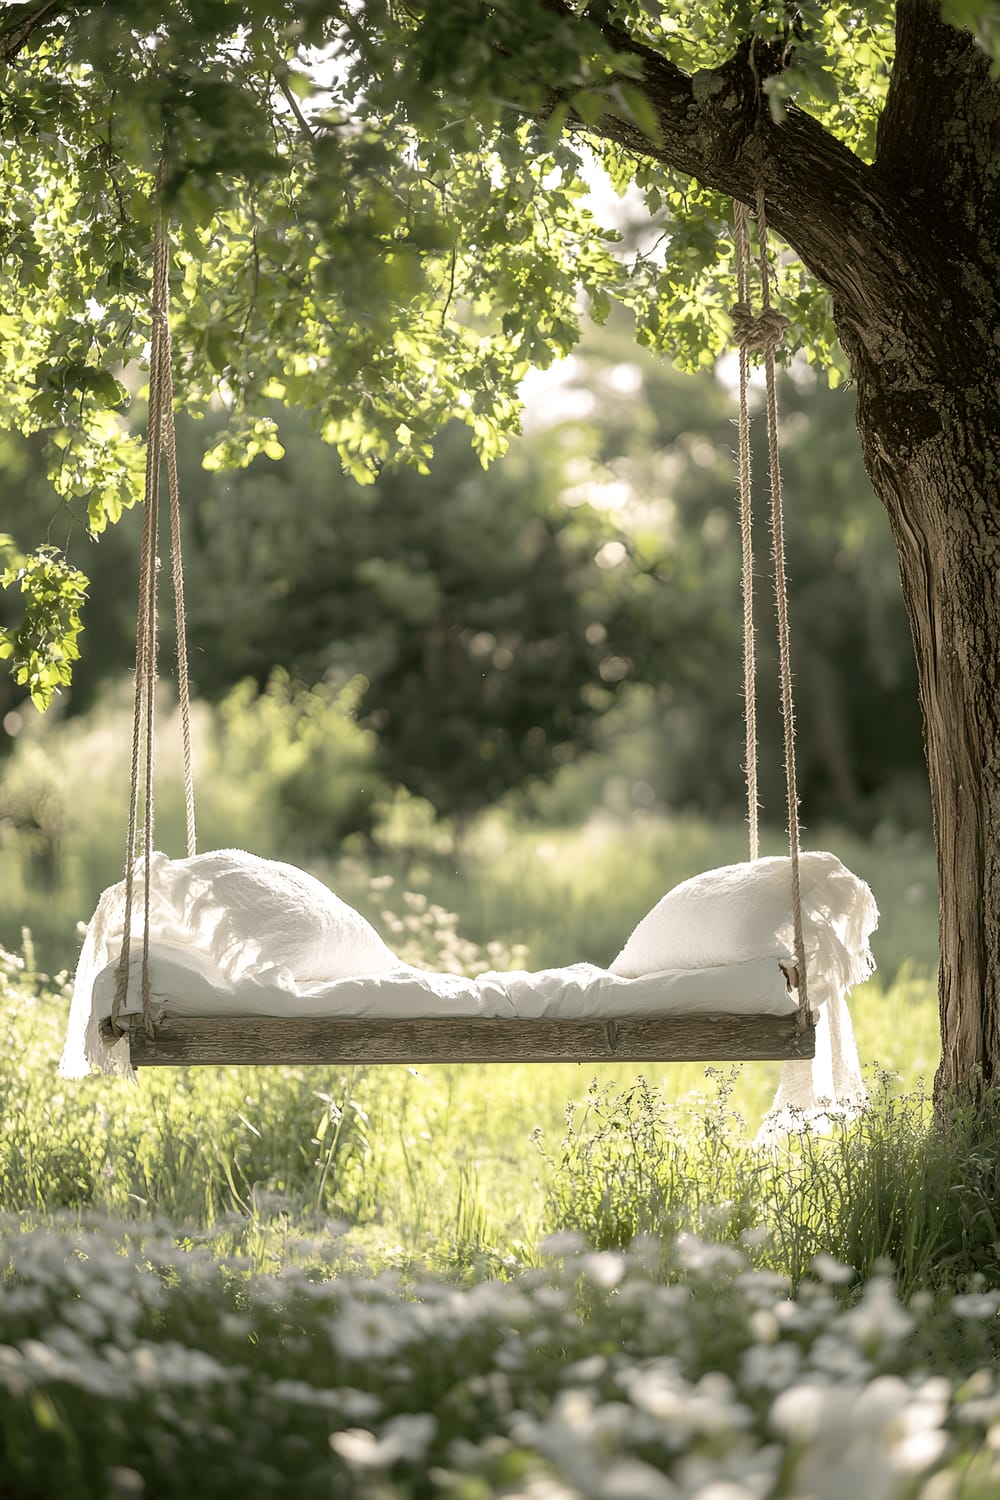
[110,173,196,1037]
[730,301,789,355]
[731,183,810,1029]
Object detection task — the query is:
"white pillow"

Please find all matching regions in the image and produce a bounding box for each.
[609,851,874,977]
[159,849,404,983]
[60,849,403,1079]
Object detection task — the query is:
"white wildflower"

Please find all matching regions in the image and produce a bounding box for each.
[748,1309,779,1346]
[329,1428,381,1468]
[735,1270,788,1307]
[0,1346,28,1398]
[771,1299,820,1334]
[839,1276,914,1349]
[0,1287,47,1316]
[673,1233,745,1278]
[615,1281,689,1336]
[589,1399,641,1445]
[20,1339,80,1387]
[677,1440,782,1500]
[126,1341,229,1390]
[332,1298,414,1362]
[602,1457,680,1500]
[510,1389,602,1492]
[83,1281,131,1319]
[687,1483,759,1500]
[741,1340,802,1392]
[379,1412,437,1463]
[738,1225,770,1248]
[539,1230,586,1258]
[951,1292,1000,1319]
[548,1388,595,1430]
[532,1286,572,1312]
[268,1380,356,1412]
[563,1355,608,1385]
[496,1337,529,1372]
[811,1253,855,1285]
[513,1477,580,1500]
[465,1280,534,1324]
[888,1377,950,1473]
[807,1332,872,1381]
[62,1299,107,1340]
[919,1473,961,1500]
[772,1375,949,1500]
[769,1380,830,1444]
[581,1251,626,1289]
[106,1467,145,1498]
[624,1363,751,1437]
[954,1384,1000,1427]
[336,1386,384,1421]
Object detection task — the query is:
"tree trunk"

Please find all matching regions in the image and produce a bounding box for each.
[565,0,1000,1096]
[852,354,1000,1099]
[825,1,1000,1098]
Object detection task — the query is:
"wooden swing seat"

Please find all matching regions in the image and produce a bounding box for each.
[98,1008,816,1067]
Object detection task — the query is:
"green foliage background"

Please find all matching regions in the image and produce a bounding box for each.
[0,313,926,833]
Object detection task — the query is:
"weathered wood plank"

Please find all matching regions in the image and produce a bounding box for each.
[99,1012,816,1067]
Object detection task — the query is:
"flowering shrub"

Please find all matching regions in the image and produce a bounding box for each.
[370,875,530,975]
[1,1218,999,1499]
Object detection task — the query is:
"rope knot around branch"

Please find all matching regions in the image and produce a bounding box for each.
[730,301,789,353]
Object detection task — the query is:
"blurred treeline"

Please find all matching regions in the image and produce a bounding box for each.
[0,315,928,840]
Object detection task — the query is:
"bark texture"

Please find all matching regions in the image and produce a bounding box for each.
[560,0,1000,1096]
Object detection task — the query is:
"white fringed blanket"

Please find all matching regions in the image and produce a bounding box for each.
[60,848,876,1128]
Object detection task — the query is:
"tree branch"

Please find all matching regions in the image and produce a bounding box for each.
[0,0,67,65]
[540,2,958,378]
[277,74,317,142]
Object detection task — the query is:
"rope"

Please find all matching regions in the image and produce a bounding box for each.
[730,179,810,1028]
[161,283,197,859]
[110,171,196,1036]
[733,201,759,863]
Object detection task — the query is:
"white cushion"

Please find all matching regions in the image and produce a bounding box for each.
[154,849,402,983]
[609,851,874,977]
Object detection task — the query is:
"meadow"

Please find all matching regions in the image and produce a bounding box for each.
[6,696,1000,1499]
[4,886,999,1500]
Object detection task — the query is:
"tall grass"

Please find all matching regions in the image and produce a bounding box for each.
[539,1064,1000,1301]
[760,1083,1000,1296]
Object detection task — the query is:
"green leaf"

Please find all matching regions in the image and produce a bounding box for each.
[612,83,663,147]
[0,546,88,710]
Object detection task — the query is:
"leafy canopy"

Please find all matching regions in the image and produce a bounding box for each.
[0,0,997,703]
